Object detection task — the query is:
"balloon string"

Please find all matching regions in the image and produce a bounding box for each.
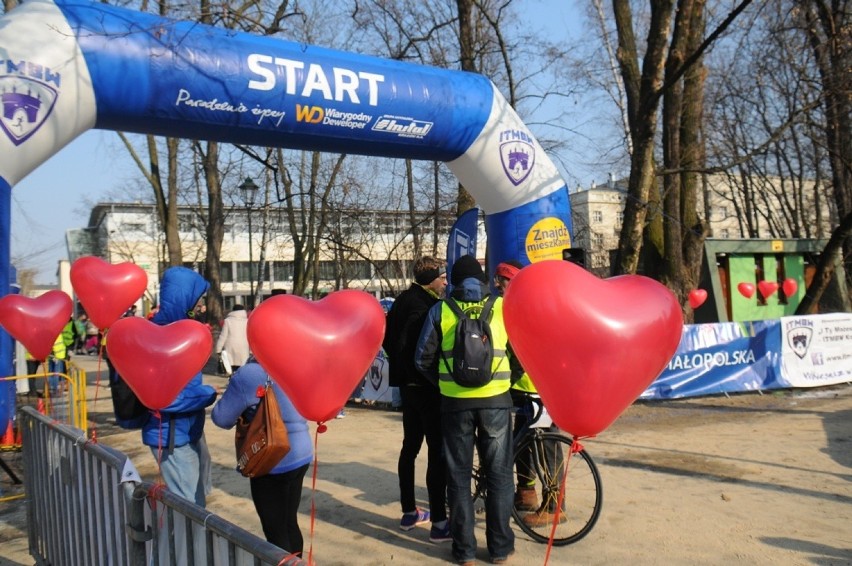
[542,437,584,566]
[89,339,106,442]
[154,410,165,485]
[307,422,325,566]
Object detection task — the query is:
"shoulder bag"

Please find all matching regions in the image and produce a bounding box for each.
[234,380,291,477]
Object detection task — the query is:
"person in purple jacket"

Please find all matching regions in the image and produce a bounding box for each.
[211,358,313,556]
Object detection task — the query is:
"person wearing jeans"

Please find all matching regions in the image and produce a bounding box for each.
[383,256,449,541]
[415,255,515,565]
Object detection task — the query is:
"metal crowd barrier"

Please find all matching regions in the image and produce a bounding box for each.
[2,362,89,433]
[20,406,308,566]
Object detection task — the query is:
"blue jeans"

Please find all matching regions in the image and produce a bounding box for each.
[48,358,65,392]
[150,434,211,507]
[443,407,514,561]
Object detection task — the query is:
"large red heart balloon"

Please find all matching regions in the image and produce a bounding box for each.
[782,278,798,297]
[503,261,683,438]
[247,290,385,423]
[105,317,212,410]
[688,289,707,309]
[737,282,756,299]
[0,290,72,361]
[71,256,148,329]
[758,280,779,299]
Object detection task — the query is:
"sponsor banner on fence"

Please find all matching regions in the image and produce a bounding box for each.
[361,349,393,403]
[780,313,852,388]
[641,320,783,400]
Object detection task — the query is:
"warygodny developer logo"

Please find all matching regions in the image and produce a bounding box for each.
[0,59,59,146]
[499,128,535,186]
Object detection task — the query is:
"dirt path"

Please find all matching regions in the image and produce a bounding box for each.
[1,358,851,565]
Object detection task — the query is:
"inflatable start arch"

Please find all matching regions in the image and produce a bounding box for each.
[0,0,574,376]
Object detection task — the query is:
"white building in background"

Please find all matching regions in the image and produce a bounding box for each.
[569,174,833,273]
[66,202,469,312]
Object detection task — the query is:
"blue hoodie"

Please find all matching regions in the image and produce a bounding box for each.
[141,267,217,449]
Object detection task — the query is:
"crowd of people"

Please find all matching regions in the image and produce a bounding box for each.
[90,255,543,564]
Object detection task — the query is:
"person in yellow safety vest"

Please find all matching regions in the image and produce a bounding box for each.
[47,331,68,395]
[494,260,565,529]
[414,254,514,566]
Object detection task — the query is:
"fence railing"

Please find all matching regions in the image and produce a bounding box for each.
[20,406,308,566]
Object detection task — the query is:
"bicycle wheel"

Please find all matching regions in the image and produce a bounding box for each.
[511,431,602,545]
[471,446,487,515]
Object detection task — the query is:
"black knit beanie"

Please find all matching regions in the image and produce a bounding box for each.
[450,255,486,286]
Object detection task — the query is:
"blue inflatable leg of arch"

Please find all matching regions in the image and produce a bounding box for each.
[0,0,576,387]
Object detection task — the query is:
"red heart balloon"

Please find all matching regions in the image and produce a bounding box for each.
[503,261,683,438]
[0,290,72,361]
[247,290,385,423]
[782,278,798,297]
[737,282,756,299]
[105,317,212,410]
[758,280,779,299]
[688,289,708,309]
[71,256,148,329]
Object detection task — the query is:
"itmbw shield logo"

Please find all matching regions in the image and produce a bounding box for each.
[500,138,535,186]
[0,76,57,146]
[788,327,813,359]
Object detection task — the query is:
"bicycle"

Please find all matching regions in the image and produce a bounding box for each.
[471,396,603,545]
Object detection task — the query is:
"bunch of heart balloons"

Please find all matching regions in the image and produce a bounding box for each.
[0,256,387,418]
[737,278,798,300]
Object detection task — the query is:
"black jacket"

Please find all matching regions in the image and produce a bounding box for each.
[383,283,439,387]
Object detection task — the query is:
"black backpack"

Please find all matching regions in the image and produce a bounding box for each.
[440,296,497,387]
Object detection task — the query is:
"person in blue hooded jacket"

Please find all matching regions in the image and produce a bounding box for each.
[143,266,217,507]
[211,358,313,555]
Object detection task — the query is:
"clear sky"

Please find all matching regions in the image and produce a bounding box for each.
[10,0,585,286]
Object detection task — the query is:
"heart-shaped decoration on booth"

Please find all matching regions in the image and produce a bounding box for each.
[247,290,385,423]
[71,256,148,329]
[105,317,212,410]
[0,290,72,361]
[758,280,779,299]
[688,289,708,309]
[737,282,756,299]
[782,278,798,297]
[503,260,683,438]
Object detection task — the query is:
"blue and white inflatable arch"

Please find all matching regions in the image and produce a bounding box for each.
[0,0,574,377]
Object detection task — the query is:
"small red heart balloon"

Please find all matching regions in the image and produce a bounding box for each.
[503,261,683,438]
[782,278,798,297]
[71,256,148,329]
[105,317,212,410]
[758,280,779,299]
[737,282,756,299]
[688,289,708,309]
[247,290,385,423]
[0,290,72,361]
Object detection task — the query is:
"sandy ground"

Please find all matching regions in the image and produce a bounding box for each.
[1,355,851,565]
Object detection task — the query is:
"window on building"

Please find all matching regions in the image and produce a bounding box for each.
[616,211,624,226]
[119,222,146,233]
[220,262,233,283]
[317,261,337,280]
[272,261,294,282]
[237,262,269,283]
[720,228,730,238]
[592,233,604,248]
[592,210,603,223]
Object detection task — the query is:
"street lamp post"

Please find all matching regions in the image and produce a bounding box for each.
[239,177,259,309]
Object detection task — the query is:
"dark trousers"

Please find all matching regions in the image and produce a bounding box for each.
[398,383,447,521]
[249,463,310,555]
[444,407,514,561]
